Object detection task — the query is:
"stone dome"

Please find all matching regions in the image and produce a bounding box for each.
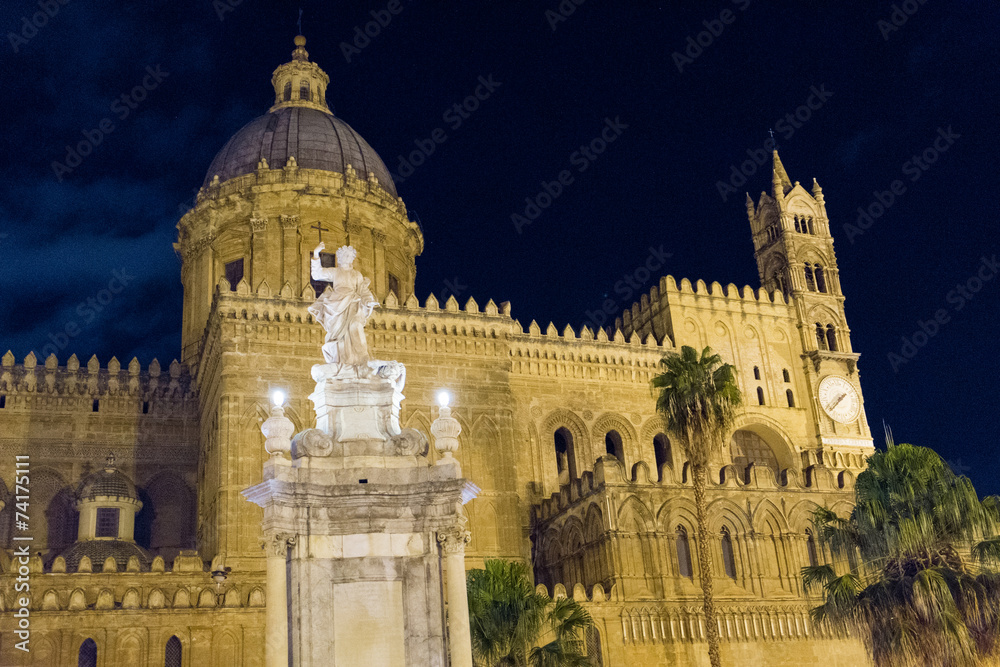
[202,107,397,196]
[76,466,140,502]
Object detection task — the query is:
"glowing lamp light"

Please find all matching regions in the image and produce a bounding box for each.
[271,390,286,407]
[436,390,450,407]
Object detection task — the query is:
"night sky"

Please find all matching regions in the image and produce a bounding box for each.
[1,2,997,494]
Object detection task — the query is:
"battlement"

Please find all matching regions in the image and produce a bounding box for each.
[617,275,793,337]
[533,455,858,522]
[0,351,193,405]
[0,551,265,612]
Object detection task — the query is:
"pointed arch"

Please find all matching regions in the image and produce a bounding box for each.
[78,638,98,667]
[541,409,588,479]
[137,471,195,558]
[165,635,182,667]
[592,413,636,467]
[470,415,502,492]
[616,495,653,533]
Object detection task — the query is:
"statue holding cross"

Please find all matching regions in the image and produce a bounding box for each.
[308,243,379,371]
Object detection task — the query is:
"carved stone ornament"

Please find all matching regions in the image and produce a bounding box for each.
[390,428,429,456]
[437,521,471,555]
[290,428,335,458]
[260,533,296,558]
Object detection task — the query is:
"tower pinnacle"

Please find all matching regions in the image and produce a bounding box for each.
[771,150,793,197]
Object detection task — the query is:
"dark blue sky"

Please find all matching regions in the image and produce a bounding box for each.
[1,1,997,494]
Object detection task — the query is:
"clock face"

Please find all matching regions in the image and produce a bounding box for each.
[818,376,860,424]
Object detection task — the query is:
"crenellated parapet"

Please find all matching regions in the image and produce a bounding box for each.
[0,351,194,411]
[617,275,794,344]
[0,549,264,614]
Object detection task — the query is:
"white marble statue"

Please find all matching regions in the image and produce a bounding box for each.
[308,243,380,370]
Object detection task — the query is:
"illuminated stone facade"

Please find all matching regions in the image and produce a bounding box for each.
[0,36,874,666]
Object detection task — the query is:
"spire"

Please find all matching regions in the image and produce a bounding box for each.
[269,35,332,115]
[771,150,793,197]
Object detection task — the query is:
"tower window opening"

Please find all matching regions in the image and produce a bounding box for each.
[826,324,839,352]
[142,401,150,414]
[95,507,120,538]
[224,258,244,291]
[753,366,760,380]
[554,427,573,477]
[804,263,816,291]
[794,216,802,233]
[283,81,292,102]
[807,217,815,234]
[756,387,765,405]
[604,430,623,462]
[815,266,827,293]
[721,528,737,579]
[782,369,790,382]
[816,323,828,350]
[92,399,100,412]
[0,395,5,409]
[388,273,400,299]
[807,530,818,568]
[299,80,311,101]
[676,527,693,579]
[786,389,795,408]
[653,433,671,480]
[310,252,336,295]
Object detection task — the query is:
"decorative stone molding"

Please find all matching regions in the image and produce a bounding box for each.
[371,230,388,244]
[250,217,269,232]
[280,214,300,229]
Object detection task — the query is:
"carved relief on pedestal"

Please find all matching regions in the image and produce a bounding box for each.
[261,532,297,558]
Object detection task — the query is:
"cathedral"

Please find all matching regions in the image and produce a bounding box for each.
[0,35,875,666]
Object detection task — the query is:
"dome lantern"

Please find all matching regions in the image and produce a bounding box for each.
[270,35,332,115]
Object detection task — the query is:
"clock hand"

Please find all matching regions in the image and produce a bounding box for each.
[828,392,846,410]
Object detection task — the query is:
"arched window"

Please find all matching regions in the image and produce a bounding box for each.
[815,323,827,350]
[730,429,780,476]
[807,217,815,234]
[78,639,97,667]
[676,527,693,579]
[282,81,292,101]
[756,387,765,405]
[165,636,182,667]
[815,265,827,293]
[826,324,838,352]
[786,389,795,408]
[604,430,623,462]
[806,530,818,568]
[804,263,816,291]
[554,428,573,478]
[794,215,803,233]
[653,433,671,480]
[299,80,311,101]
[753,366,760,380]
[585,626,604,666]
[782,369,790,382]
[721,528,737,579]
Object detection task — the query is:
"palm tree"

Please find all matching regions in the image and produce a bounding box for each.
[467,559,595,667]
[803,442,1000,667]
[652,345,741,667]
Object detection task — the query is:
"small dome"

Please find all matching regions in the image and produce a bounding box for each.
[202,107,397,196]
[76,466,140,502]
[60,540,152,572]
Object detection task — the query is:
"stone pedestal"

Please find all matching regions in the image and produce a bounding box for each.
[244,362,470,667]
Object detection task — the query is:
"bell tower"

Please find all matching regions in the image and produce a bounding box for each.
[747,151,873,464]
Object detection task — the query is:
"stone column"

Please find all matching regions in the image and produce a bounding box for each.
[263,533,295,667]
[251,216,269,290]
[279,215,300,293]
[438,523,473,667]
